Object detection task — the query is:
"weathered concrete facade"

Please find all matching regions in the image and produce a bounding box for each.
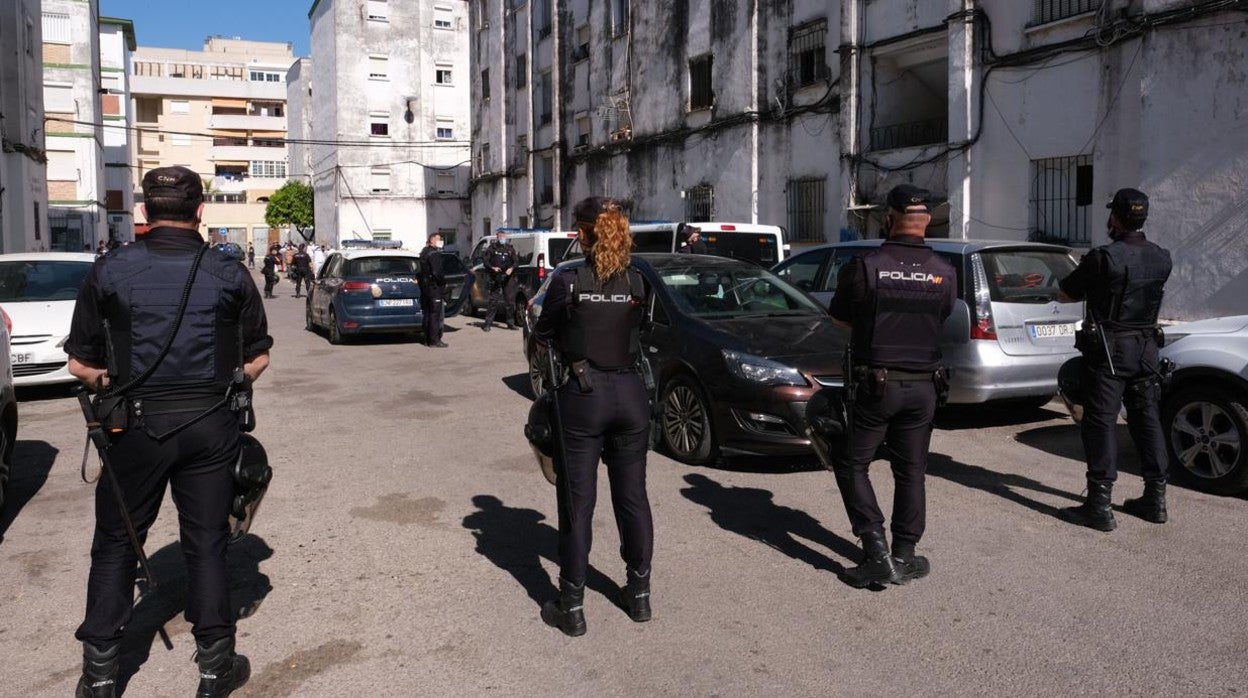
[0,0,50,253]
[286,57,314,188]
[308,0,472,249]
[99,17,136,242]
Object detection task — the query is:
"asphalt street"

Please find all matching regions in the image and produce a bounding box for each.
[2,272,1245,697]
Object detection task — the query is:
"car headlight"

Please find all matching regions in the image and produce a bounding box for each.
[722,350,807,387]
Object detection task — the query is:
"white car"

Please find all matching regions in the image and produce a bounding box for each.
[0,306,18,511]
[1160,315,1248,495]
[0,252,96,386]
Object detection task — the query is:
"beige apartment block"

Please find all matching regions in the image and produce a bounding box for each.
[130,37,296,248]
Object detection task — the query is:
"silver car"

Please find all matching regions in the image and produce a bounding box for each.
[772,239,1083,406]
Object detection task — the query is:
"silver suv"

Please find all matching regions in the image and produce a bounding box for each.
[772,239,1083,406]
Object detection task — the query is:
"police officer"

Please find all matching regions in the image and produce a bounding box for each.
[533,196,653,636]
[247,242,256,269]
[419,232,449,348]
[482,231,519,331]
[1057,188,1173,531]
[261,244,281,299]
[292,243,313,298]
[65,166,272,698]
[828,184,957,588]
[678,225,708,254]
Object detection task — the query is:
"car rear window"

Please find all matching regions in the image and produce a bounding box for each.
[703,233,781,266]
[977,249,1075,304]
[0,261,92,302]
[546,238,575,264]
[633,230,676,253]
[344,257,420,277]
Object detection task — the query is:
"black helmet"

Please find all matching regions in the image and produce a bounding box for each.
[805,388,847,440]
[1057,356,1086,423]
[229,434,272,544]
[525,393,557,485]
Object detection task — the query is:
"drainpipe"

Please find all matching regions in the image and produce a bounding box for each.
[947,0,977,240]
[750,0,760,224]
[840,0,863,237]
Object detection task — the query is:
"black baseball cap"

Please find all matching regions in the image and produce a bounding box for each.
[886,184,931,214]
[141,166,203,204]
[1108,188,1149,219]
[573,196,620,224]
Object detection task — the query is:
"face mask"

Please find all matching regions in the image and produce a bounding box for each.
[497,238,507,246]
[434,240,444,249]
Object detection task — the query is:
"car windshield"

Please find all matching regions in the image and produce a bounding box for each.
[655,262,824,318]
[701,233,781,266]
[978,249,1076,304]
[0,260,92,302]
[344,256,420,277]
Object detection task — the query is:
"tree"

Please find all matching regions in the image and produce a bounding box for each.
[264,180,314,241]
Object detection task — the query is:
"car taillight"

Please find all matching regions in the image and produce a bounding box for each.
[537,253,546,279]
[720,224,737,231]
[342,281,371,293]
[970,255,998,340]
[0,307,10,335]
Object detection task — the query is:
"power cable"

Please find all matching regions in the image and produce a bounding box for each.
[1078,38,1143,154]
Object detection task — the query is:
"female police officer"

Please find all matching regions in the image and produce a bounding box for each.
[533,196,653,636]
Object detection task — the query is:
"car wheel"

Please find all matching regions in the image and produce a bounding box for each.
[1163,384,1248,495]
[0,410,13,512]
[305,300,317,332]
[661,375,717,465]
[513,295,527,329]
[328,308,344,345]
[529,344,547,398]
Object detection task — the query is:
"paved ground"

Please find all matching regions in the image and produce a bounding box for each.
[2,273,1246,697]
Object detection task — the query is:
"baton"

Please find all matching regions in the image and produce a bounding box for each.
[526,310,577,535]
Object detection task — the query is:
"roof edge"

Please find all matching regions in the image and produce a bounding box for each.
[99,16,137,51]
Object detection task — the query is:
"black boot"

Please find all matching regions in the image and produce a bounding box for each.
[619,569,652,623]
[891,539,931,583]
[194,637,250,698]
[1060,480,1117,531]
[844,531,901,588]
[75,642,119,698]
[541,578,587,637]
[1123,480,1168,523]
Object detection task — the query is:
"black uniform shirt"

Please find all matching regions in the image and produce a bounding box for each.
[262,253,279,274]
[1058,230,1148,301]
[65,227,274,368]
[420,246,447,286]
[829,236,954,324]
[293,252,312,272]
[486,243,519,273]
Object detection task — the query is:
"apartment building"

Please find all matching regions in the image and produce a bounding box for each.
[470,0,843,249]
[99,17,136,242]
[0,0,49,253]
[130,37,295,248]
[308,0,472,249]
[42,0,108,251]
[286,57,314,184]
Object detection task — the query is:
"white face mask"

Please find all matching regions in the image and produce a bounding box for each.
[434,240,444,249]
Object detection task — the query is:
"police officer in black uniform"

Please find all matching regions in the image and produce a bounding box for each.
[65,167,272,698]
[828,184,957,588]
[1057,188,1173,531]
[261,245,280,299]
[291,244,313,298]
[482,231,519,331]
[419,232,449,348]
[533,196,653,637]
[678,225,707,254]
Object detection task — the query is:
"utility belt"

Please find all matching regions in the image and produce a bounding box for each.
[92,379,254,440]
[848,365,951,406]
[566,358,639,392]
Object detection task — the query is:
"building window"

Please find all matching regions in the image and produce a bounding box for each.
[572,25,590,62]
[537,155,554,204]
[689,55,714,111]
[435,6,454,29]
[171,133,191,147]
[1033,0,1098,25]
[370,167,392,193]
[481,68,491,100]
[575,113,591,147]
[43,83,74,113]
[436,66,453,85]
[1030,156,1094,245]
[611,0,629,36]
[250,160,287,178]
[370,112,390,137]
[518,215,529,229]
[436,120,455,139]
[483,217,492,239]
[368,56,389,80]
[46,151,76,181]
[535,0,552,38]
[536,72,553,126]
[42,12,71,44]
[373,229,393,241]
[787,178,826,243]
[367,0,388,21]
[515,54,527,89]
[789,20,828,89]
[436,173,456,195]
[249,70,283,82]
[513,133,528,172]
[170,99,190,115]
[685,184,713,222]
[482,143,492,172]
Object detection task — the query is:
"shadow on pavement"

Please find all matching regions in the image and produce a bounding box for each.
[461,495,616,609]
[934,403,1066,431]
[117,535,274,694]
[679,473,862,585]
[0,441,60,544]
[501,373,535,402]
[15,384,79,403]
[926,452,1079,520]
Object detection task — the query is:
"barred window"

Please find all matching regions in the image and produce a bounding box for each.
[789,20,828,89]
[685,185,713,223]
[1030,155,1093,245]
[1033,0,1098,25]
[788,178,826,243]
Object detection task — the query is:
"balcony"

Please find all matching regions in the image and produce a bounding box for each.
[869,117,948,151]
[209,114,286,132]
[209,145,288,162]
[130,75,287,101]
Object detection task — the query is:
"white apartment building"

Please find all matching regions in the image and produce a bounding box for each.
[99,17,136,242]
[130,37,295,249]
[286,57,314,186]
[308,0,472,249]
[42,0,109,251]
[0,0,50,253]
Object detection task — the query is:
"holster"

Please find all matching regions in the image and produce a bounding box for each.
[569,360,594,392]
[933,367,951,407]
[94,395,129,435]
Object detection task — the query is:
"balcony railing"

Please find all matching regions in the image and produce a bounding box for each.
[1033,0,1098,25]
[869,117,948,151]
[208,114,286,132]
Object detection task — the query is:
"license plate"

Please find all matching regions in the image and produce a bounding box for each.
[10,352,33,364]
[378,299,414,307]
[1029,322,1076,339]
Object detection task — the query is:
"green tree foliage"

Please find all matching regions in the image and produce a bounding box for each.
[264,180,315,241]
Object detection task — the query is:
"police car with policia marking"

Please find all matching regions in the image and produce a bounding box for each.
[305,249,469,344]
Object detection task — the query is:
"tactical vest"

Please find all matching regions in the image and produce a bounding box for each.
[487,244,516,268]
[1087,238,1172,329]
[853,245,953,372]
[101,242,242,396]
[561,265,646,370]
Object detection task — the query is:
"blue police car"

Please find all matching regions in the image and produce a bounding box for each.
[305,249,469,344]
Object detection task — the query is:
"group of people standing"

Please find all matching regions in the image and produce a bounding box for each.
[259,242,327,299]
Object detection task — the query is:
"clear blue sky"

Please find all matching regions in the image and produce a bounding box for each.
[100,0,311,57]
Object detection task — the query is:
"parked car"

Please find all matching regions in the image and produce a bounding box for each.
[0,306,18,512]
[0,252,96,386]
[1159,315,1248,495]
[562,221,790,267]
[772,240,1083,406]
[305,249,469,344]
[212,242,244,261]
[463,230,580,324]
[525,254,845,464]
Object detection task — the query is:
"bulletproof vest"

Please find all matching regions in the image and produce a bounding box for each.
[102,242,242,396]
[1087,238,1172,329]
[853,245,952,371]
[489,243,515,267]
[561,266,646,370]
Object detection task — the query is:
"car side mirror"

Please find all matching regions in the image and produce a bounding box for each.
[942,299,971,345]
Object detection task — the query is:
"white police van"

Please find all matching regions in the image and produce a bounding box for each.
[563,221,789,267]
[463,229,580,320]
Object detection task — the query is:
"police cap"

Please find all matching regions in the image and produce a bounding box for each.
[886,184,931,214]
[142,166,203,204]
[1107,188,1149,221]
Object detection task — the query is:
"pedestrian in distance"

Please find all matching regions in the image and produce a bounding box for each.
[65,166,272,698]
[292,244,313,298]
[1057,188,1173,531]
[247,242,255,269]
[828,184,957,589]
[533,196,654,637]
[419,233,449,348]
[482,231,519,331]
[262,245,281,299]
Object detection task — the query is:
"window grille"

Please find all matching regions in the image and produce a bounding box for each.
[685,185,713,222]
[1030,155,1093,245]
[1033,0,1098,25]
[788,178,826,243]
[788,20,829,89]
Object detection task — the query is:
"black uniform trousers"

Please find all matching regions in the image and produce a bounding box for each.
[293,271,312,297]
[554,368,653,585]
[834,378,937,544]
[263,272,277,298]
[1081,332,1168,485]
[484,275,514,328]
[420,287,445,345]
[76,409,240,647]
